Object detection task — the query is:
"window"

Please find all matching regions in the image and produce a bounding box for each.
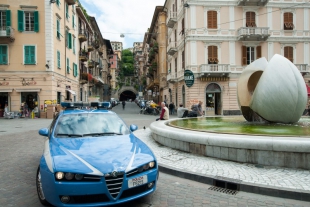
[72,14,75,28]
[67,58,70,73]
[65,3,69,19]
[207,11,217,29]
[175,58,177,72]
[246,12,256,27]
[73,63,78,77]
[18,10,39,32]
[66,30,72,48]
[73,37,75,54]
[57,51,60,68]
[24,45,36,64]
[208,46,218,64]
[56,0,61,7]
[180,18,184,35]
[0,10,11,28]
[241,46,261,65]
[0,45,8,64]
[284,46,293,62]
[284,12,293,30]
[56,19,60,39]
[182,50,185,69]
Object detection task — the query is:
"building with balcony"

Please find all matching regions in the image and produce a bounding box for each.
[164,0,310,116]
[111,41,123,60]
[145,6,167,103]
[0,0,80,115]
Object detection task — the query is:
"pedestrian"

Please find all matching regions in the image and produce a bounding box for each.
[177,104,188,118]
[156,102,169,121]
[171,102,175,115]
[122,100,126,110]
[169,102,173,115]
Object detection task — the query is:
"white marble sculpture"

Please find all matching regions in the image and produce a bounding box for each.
[237,54,307,123]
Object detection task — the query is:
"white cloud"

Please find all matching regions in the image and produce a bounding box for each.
[79,0,166,49]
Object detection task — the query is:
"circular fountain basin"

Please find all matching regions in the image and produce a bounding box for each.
[150,116,310,170]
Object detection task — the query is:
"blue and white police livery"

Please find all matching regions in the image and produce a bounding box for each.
[36,102,158,206]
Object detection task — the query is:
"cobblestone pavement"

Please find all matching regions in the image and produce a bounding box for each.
[0,102,309,206]
[133,129,310,193]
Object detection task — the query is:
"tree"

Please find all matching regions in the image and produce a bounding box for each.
[121,49,134,76]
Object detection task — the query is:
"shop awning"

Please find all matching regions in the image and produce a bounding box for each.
[66,89,76,95]
[0,89,13,92]
[15,88,41,92]
[307,84,310,97]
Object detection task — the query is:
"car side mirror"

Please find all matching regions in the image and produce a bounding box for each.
[130,124,138,132]
[38,128,49,137]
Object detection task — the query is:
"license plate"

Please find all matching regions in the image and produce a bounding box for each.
[128,175,147,188]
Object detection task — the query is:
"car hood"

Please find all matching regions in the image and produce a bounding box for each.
[49,134,155,175]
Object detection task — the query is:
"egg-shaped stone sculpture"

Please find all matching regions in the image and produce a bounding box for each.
[237,57,268,122]
[250,54,307,123]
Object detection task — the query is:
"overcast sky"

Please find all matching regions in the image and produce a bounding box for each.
[79,0,166,49]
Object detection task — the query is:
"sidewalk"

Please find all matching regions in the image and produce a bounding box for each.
[133,128,310,202]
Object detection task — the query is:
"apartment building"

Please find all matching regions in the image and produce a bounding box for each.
[111,41,123,60]
[0,0,79,114]
[164,0,310,115]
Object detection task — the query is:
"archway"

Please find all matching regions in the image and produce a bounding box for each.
[206,83,222,115]
[119,90,136,101]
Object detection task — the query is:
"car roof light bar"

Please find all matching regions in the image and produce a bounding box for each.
[61,102,90,109]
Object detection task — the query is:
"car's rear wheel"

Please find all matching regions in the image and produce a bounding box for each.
[36,166,51,206]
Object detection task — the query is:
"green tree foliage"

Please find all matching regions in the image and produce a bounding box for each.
[121,49,134,76]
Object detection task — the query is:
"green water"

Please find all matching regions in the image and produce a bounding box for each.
[168,116,310,137]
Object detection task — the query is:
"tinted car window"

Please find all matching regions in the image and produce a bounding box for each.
[54,113,130,137]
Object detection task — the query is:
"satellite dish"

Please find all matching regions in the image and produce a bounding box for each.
[120,34,125,38]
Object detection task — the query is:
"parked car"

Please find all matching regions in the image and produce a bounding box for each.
[36,102,158,206]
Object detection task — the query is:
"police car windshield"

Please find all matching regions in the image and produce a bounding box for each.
[54,113,130,138]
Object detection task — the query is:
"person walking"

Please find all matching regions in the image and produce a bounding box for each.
[122,100,126,110]
[156,102,169,121]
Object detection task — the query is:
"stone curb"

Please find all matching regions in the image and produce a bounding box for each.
[158,163,310,202]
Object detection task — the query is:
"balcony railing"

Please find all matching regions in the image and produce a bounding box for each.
[167,73,177,83]
[87,40,94,51]
[167,11,177,28]
[0,26,15,42]
[199,64,231,77]
[167,41,177,56]
[78,29,87,42]
[237,0,269,6]
[295,64,310,74]
[237,27,270,41]
[79,51,88,62]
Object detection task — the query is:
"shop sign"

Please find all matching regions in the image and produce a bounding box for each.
[184,70,194,87]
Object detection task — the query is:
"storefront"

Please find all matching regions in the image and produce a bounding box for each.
[15,89,41,117]
[0,90,11,117]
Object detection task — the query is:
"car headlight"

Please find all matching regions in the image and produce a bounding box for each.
[149,161,155,168]
[55,172,64,180]
[65,173,74,180]
[75,174,83,180]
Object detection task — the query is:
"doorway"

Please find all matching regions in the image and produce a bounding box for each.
[206,83,222,115]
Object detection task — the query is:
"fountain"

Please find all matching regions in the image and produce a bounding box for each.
[150,55,310,170]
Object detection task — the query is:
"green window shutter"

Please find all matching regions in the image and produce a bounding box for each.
[56,20,60,39]
[66,30,68,47]
[6,10,11,27]
[66,4,68,19]
[0,46,8,64]
[56,0,60,6]
[18,10,24,32]
[24,46,35,64]
[34,11,39,32]
[57,51,60,68]
[68,33,72,49]
[73,63,77,77]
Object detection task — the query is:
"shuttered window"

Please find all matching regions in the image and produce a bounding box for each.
[67,58,70,73]
[24,46,35,64]
[73,37,75,54]
[73,63,78,77]
[72,14,75,28]
[18,10,39,32]
[207,11,217,29]
[208,46,218,64]
[246,12,256,27]
[256,46,261,59]
[175,58,177,72]
[182,50,185,69]
[56,0,60,7]
[65,3,69,19]
[180,18,184,35]
[242,46,247,65]
[56,19,61,39]
[0,45,8,64]
[0,10,11,28]
[57,51,60,68]
[284,12,293,30]
[284,46,293,62]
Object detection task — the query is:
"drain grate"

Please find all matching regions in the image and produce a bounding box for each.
[208,186,238,195]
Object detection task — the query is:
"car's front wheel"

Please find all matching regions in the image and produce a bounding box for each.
[36,166,51,206]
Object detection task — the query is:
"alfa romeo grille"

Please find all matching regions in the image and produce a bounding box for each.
[105,174,124,198]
